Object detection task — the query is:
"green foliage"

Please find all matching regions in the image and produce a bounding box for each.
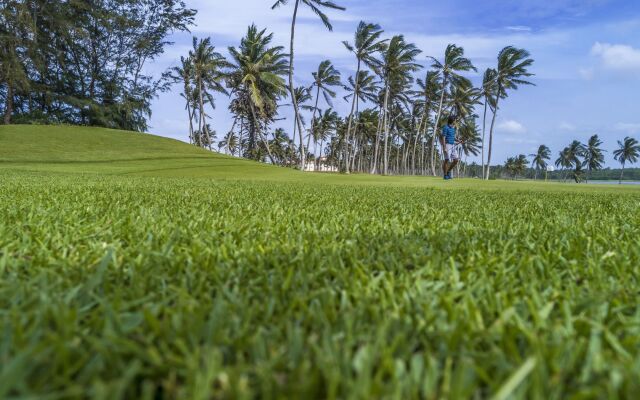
[1,125,640,398]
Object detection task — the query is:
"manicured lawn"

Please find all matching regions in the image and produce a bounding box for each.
[1,125,639,398]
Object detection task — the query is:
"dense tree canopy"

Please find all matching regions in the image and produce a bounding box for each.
[0,0,195,131]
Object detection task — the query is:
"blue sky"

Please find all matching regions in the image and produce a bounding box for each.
[148,0,640,167]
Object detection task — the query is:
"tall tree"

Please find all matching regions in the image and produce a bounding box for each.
[306,60,341,152]
[427,44,477,175]
[529,144,551,180]
[271,0,345,170]
[375,35,421,175]
[227,25,289,162]
[613,137,640,184]
[481,68,498,178]
[485,46,534,180]
[555,147,572,182]
[189,37,229,148]
[583,134,605,183]
[342,21,386,173]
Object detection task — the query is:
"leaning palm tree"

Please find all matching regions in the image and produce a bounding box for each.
[271,0,346,170]
[427,44,477,175]
[227,25,289,162]
[375,35,421,175]
[613,137,640,183]
[342,21,386,173]
[485,46,535,180]
[307,60,341,152]
[529,144,551,180]
[583,134,605,183]
[189,37,230,148]
[481,68,497,178]
[171,56,197,144]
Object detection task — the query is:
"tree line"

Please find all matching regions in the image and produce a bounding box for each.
[174,0,536,179]
[503,135,640,184]
[0,0,195,131]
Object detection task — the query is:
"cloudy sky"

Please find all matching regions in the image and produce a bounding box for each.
[147,0,640,166]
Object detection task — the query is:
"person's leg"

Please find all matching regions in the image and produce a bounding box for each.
[442,160,449,176]
[447,159,459,176]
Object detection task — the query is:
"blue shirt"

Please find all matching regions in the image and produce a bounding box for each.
[442,124,456,145]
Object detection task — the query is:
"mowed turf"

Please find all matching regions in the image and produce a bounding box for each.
[1,125,640,399]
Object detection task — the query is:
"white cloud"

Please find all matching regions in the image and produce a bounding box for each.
[614,123,640,134]
[506,26,532,32]
[559,122,577,131]
[497,120,527,135]
[591,42,640,70]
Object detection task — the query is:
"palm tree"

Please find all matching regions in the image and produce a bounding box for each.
[218,131,239,155]
[566,140,586,175]
[307,60,341,152]
[583,134,605,183]
[613,137,640,183]
[343,70,380,171]
[529,145,551,180]
[227,25,289,162]
[555,147,572,182]
[171,56,197,144]
[271,0,345,170]
[481,68,497,178]
[457,118,481,177]
[413,71,441,174]
[428,44,477,175]
[485,46,535,180]
[342,21,386,173]
[375,35,421,175]
[189,37,229,148]
[312,108,339,168]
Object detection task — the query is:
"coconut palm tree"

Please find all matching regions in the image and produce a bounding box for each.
[481,68,498,178]
[566,140,586,173]
[529,144,551,180]
[413,71,441,174]
[457,118,481,177]
[343,70,380,170]
[375,35,421,175]
[613,137,640,183]
[485,46,535,180]
[555,147,572,182]
[171,56,197,144]
[218,131,239,156]
[306,60,341,152]
[427,44,477,175]
[227,25,289,162]
[271,0,345,170]
[189,37,230,148]
[312,108,339,168]
[583,134,605,182]
[342,21,386,173]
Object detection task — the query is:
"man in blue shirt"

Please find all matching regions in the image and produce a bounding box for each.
[439,115,459,180]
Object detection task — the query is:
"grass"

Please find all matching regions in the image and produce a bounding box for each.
[1,125,640,399]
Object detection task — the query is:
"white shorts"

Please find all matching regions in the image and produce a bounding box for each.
[444,143,459,161]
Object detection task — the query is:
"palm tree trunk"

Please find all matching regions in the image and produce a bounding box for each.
[382,83,391,175]
[371,105,383,174]
[344,60,361,173]
[481,99,488,179]
[620,164,625,184]
[198,79,205,148]
[430,75,448,175]
[485,88,501,180]
[287,0,306,170]
[307,85,321,155]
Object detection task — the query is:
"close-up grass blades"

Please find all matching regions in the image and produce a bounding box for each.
[1,126,640,399]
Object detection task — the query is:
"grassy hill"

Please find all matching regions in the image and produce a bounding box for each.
[0,124,299,179]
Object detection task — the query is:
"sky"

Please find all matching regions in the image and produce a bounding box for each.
[147,0,640,167]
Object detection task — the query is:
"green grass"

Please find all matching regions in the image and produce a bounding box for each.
[1,125,640,399]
